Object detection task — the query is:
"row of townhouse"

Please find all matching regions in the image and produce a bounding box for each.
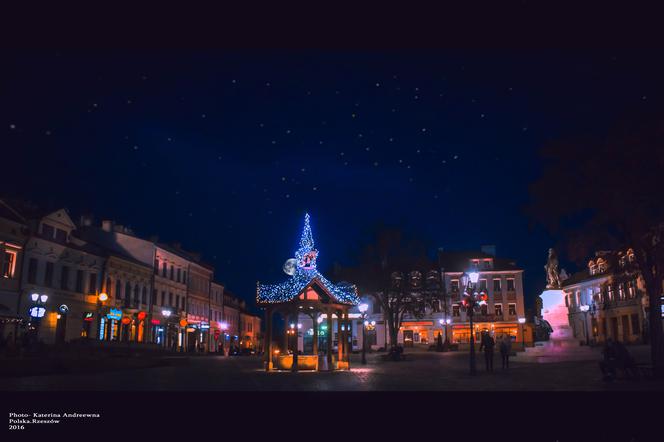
[0,199,261,353]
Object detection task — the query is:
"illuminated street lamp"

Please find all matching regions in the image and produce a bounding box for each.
[96,292,108,341]
[220,322,228,356]
[579,305,590,346]
[518,317,527,349]
[358,303,369,365]
[162,309,172,350]
[461,271,486,375]
[28,293,48,345]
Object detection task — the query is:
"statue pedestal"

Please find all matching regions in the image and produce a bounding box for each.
[540,289,576,346]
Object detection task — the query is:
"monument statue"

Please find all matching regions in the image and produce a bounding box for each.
[544,248,561,289]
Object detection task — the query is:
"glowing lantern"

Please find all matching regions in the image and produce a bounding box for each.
[137,311,147,320]
[179,319,188,328]
[121,317,131,325]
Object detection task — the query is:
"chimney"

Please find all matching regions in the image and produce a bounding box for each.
[101,220,114,232]
[481,245,496,256]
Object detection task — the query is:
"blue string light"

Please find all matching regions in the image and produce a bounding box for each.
[257,213,359,305]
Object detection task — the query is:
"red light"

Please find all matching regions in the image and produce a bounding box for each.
[150,319,160,325]
[137,311,147,320]
[121,317,131,325]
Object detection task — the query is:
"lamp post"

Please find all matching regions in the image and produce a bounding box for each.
[96,292,108,340]
[438,317,451,350]
[220,322,228,356]
[461,271,486,376]
[162,309,172,350]
[518,317,526,349]
[579,305,590,346]
[358,303,369,364]
[28,293,48,346]
[588,301,598,346]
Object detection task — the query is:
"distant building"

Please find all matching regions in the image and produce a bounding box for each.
[562,249,647,345]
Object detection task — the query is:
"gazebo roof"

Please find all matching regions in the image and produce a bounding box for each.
[256,213,359,306]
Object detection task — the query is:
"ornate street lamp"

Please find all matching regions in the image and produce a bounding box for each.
[162,309,172,350]
[518,317,526,349]
[28,293,48,345]
[358,302,369,364]
[579,305,590,346]
[220,321,229,356]
[460,271,484,376]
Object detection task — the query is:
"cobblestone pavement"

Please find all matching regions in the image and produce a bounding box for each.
[2,346,663,391]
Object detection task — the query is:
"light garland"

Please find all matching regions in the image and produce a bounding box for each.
[257,213,359,305]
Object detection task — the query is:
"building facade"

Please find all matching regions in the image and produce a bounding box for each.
[0,199,27,339]
[562,249,647,345]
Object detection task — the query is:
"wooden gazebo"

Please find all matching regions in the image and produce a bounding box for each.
[257,213,359,371]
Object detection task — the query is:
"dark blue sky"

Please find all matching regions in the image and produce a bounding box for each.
[3,51,663,307]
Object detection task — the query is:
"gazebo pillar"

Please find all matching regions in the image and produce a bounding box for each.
[312,311,319,371]
[337,309,343,368]
[282,311,289,354]
[343,309,351,368]
[265,307,273,371]
[292,310,299,372]
[326,308,333,371]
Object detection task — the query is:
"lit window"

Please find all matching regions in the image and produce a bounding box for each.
[495,304,503,316]
[508,303,517,316]
[452,304,460,316]
[2,250,17,278]
[507,278,515,291]
[451,279,459,292]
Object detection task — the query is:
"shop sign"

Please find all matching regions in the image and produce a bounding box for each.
[107,309,122,321]
[200,322,210,329]
[83,312,95,322]
[150,319,161,325]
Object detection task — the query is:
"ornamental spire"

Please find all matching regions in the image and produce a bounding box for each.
[295,212,317,270]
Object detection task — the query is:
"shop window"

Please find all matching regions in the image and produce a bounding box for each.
[452,304,460,316]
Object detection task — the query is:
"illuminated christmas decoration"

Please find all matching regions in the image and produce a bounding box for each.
[257,213,359,305]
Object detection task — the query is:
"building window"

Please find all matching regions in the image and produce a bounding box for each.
[618,284,625,300]
[608,285,614,301]
[452,304,460,316]
[142,286,147,305]
[628,281,636,298]
[153,289,158,305]
[495,304,503,316]
[133,285,139,306]
[161,291,166,306]
[44,262,54,287]
[89,273,97,294]
[60,265,70,290]
[170,265,174,280]
[508,303,517,316]
[2,250,17,278]
[507,278,515,291]
[27,258,38,284]
[631,314,640,335]
[76,270,84,293]
[169,292,173,307]
[177,268,181,283]
[183,271,187,284]
[154,259,159,274]
[116,280,123,299]
[175,295,180,310]
[451,279,459,292]
[55,228,67,243]
[125,282,131,307]
[480,304,488,315]
[479,279,487,291]
[162,262,167,277]
[493,279,501,291]
[42,223,55,239]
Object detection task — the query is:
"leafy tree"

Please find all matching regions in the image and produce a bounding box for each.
[528,117,664,375]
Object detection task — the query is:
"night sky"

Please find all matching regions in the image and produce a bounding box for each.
[3,51,663,308]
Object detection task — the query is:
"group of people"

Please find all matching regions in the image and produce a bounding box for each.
[479,332,513,371]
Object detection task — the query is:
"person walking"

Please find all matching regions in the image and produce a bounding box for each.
[479,332,495,372]
[500,334,512,369]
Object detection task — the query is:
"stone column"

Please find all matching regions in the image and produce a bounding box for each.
[337,310,343,367]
